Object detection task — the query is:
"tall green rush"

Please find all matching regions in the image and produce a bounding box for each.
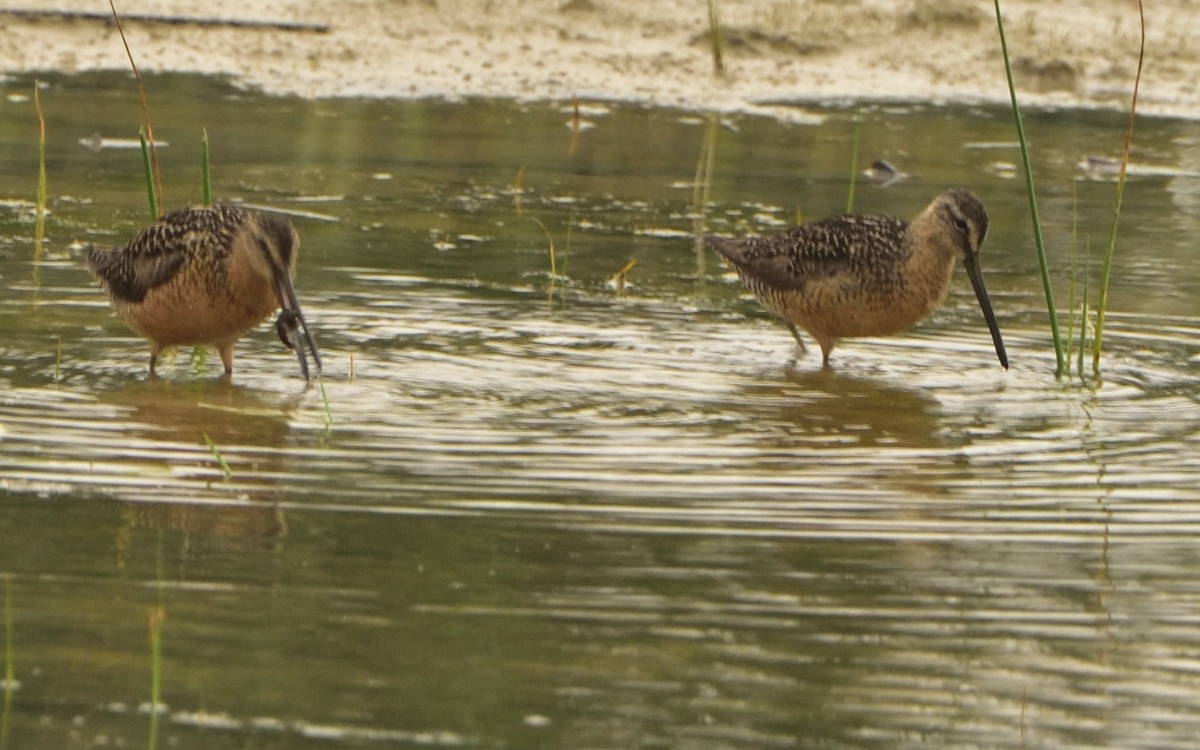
[1092,0,1145,373]
[993,0,1065,375]
[845,106,862,213]
[138,128,159,220]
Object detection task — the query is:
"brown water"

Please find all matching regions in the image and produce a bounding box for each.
[1,72,1199,748]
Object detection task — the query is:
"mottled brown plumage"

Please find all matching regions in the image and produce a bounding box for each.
[87,204,322,381]
[708,189,1008,368]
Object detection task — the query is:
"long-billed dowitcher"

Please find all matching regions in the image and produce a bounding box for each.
[707,189,1008,368]
[86,204,322,381]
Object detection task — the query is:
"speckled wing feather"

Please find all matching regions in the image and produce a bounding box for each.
[708,214,909,290]
[86,205,248,303]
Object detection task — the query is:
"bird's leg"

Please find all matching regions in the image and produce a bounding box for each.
[218,343,235,375]
[786,322,808,352]
[148,344,162,378]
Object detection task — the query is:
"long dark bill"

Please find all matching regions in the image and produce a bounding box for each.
[963,254,1009,369]
[273,273,323,384]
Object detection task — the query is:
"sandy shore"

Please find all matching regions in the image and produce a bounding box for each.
[0,1,1191,119]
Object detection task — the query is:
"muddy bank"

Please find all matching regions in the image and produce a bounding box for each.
[0,1,1187,118]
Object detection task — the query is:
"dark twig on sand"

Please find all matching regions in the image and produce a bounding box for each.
[0,8,329,33]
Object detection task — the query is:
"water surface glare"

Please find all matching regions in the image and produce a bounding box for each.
[1,73,1200,748]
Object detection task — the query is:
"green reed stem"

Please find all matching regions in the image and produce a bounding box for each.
[1092,0,1144,374]
[319,377,333,433]
[693,114,718,210]
[31,81,47,295]
[200,128,212,207]
[1078,239,1090,377]
[530,216,558,302]
[994,0,1064,375]
[111,0,164,216]
[845,107,862,213]
[692,114,718,215]
[3,577,11,685]
[1066,180,1078,365]
[202,432,232,480]
[33,82,46,230]
[146,605,164,750]
[562,210,574,280]
[706,0,726,77]
[1,576,12,750]
[139,128,158,220]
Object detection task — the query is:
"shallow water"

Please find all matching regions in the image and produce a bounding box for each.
[1,72,1199,748]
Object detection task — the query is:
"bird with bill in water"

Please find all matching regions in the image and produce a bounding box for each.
[86,204,322,382]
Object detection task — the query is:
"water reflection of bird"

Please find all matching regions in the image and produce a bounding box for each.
[708,189,1008,369]
[86,204,322,381]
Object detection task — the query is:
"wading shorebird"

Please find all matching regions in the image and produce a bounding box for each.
[707,189,1009,369]
[86,204,322,382]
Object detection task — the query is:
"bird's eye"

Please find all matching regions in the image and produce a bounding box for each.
[952,217,969,233]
